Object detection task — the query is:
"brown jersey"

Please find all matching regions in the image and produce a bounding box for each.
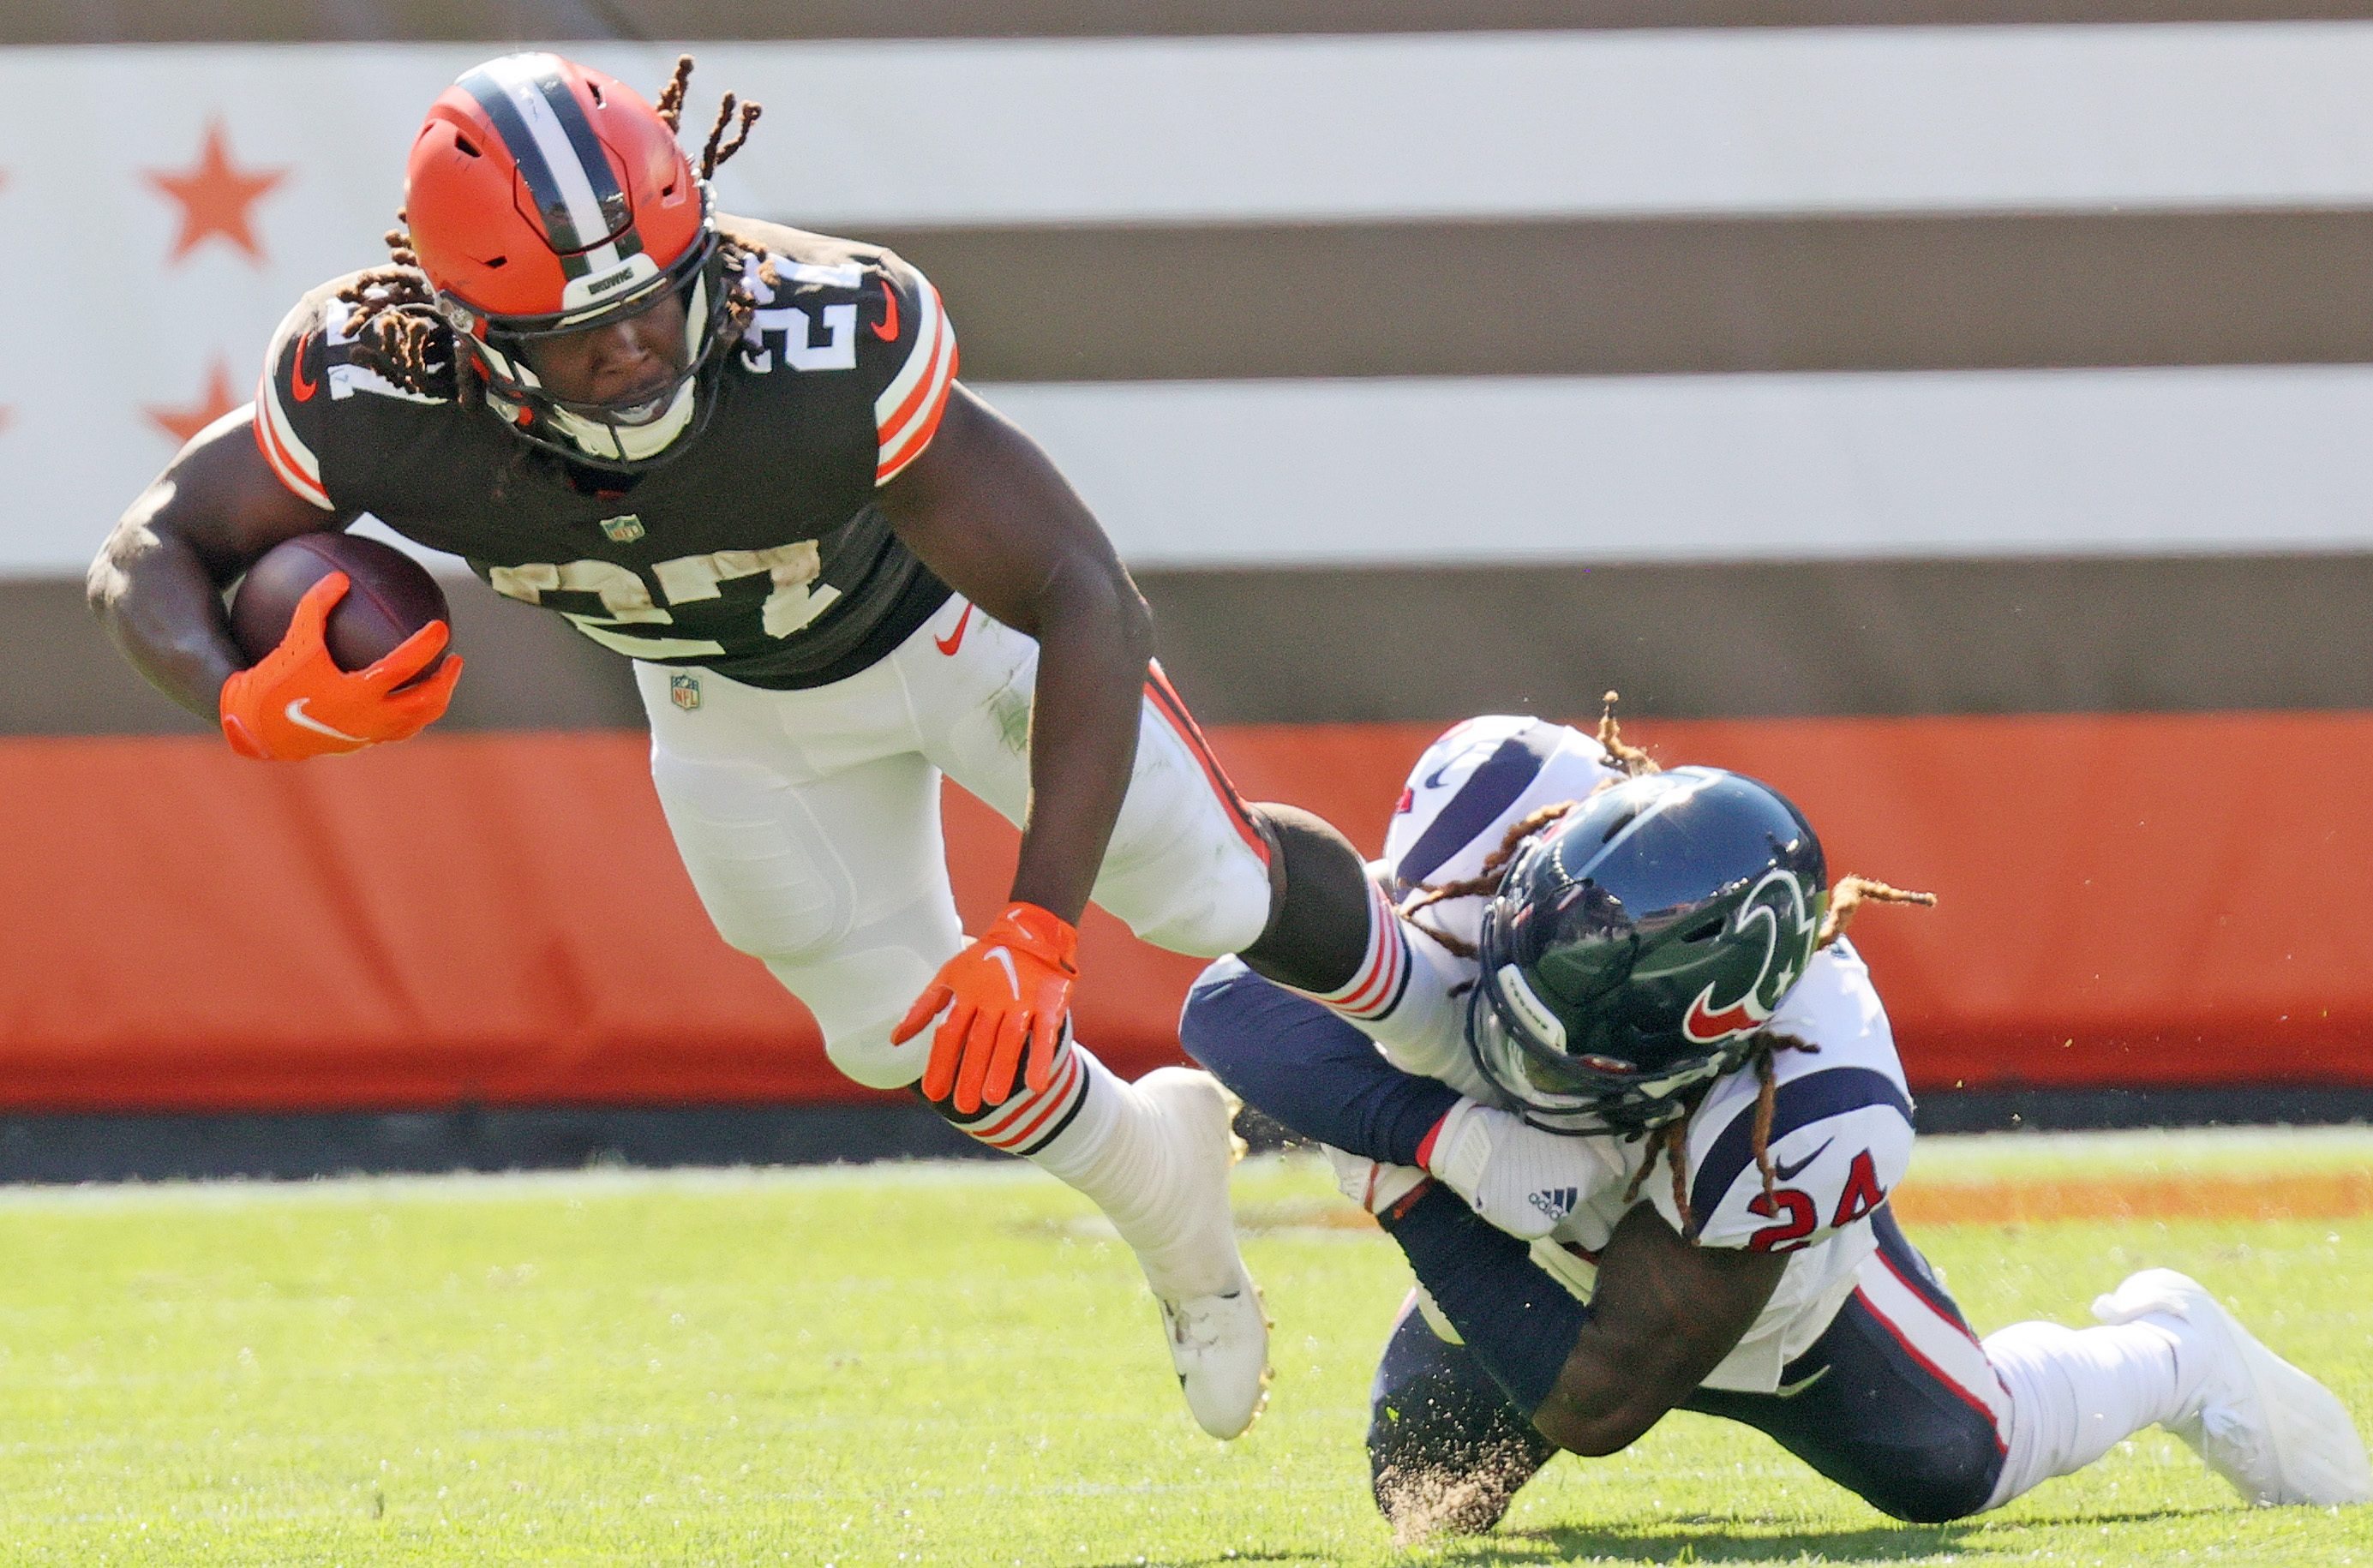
[252,217,958,690]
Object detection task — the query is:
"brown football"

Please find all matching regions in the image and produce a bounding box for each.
[230,532,452,673]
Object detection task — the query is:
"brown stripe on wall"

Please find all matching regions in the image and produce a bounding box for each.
[874,209,2373,382]
[11,0,2373,44]
[1136,554,2373,725]
[3,578,640,738]
[15,553,2373,733]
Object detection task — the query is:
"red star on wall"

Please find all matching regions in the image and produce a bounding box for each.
[146,121,287,265]
[146,357,243,446]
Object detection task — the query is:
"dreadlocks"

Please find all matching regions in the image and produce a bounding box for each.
[1592,689,1658,780]
[337,56,769,407]
[1393,697,1936,1243]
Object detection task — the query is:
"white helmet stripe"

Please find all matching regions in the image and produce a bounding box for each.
[462,56,626,264]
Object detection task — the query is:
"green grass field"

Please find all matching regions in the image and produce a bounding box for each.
[1,1131,2367,1566]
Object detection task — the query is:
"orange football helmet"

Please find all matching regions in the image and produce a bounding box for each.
[404,53,734,469]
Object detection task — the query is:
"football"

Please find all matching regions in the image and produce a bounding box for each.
[229,532,451,674]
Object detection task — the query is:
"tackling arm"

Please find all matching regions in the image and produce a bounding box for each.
[1527,1202,1786,1454]
[1379,1183,1785,1455]
[88,410,349,720]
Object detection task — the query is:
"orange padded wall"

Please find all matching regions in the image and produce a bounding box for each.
[1,712,2366,1111]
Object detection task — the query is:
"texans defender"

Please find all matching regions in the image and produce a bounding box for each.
[87,52,1385,1439]
[1183,715,2371,1532]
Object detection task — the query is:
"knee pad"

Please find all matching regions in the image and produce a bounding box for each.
[1237,803,1375,993]
[651,755,850,961]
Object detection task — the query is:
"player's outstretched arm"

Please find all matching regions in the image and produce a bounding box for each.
[88,410,351,720]
[878,384,1154,1109]
[876,383,1151,924]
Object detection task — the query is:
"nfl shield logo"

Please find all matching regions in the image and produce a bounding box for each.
[599,513,646,543]
[669,673,701,711]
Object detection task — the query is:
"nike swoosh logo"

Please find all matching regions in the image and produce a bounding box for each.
[1774,1365,1831,1398]
[1771,1139,1833,1184]
[933,602,974,656]
[1421,760,1458,788]
[284,697,365,743]
[872,284,901,342]
[290,335,320,402]
[983,946,1022,1000]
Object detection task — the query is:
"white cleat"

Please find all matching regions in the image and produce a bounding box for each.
[1135,1067,1273,1439]
[2094,1267,2373,1506]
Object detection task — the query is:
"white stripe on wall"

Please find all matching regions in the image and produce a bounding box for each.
[8,32,2373,571]
[982,364,2373,568]
[5,28,2373,236]
[700,24,2373,226]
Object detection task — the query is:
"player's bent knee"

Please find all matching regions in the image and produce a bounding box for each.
[767,946,947,1092]
[1855,1440,2004,1524]
[1125,883,1270,960]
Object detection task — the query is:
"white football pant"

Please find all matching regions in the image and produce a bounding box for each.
[635,595,1275,1093]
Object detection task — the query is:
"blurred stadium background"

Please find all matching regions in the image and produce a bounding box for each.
[3,3,2371,1178]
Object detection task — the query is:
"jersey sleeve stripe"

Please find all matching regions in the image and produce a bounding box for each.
[1688,1065,1914,1224]
[1394,721,1561,887]
[252,368,333,510]
[874,277,958,485]
[871,265,946,428]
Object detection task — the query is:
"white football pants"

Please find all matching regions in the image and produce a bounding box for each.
[635,595,1275,1091]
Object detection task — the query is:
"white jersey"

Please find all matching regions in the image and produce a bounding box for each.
[1380,717,1917,1394]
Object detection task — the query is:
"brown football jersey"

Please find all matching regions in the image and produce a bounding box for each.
[253,217,957,690]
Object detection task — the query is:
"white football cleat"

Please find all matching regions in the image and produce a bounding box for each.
[1134,1067,1273,1439]
[2093,1267,2373,1506]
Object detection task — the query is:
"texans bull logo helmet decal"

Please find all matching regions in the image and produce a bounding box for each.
[1680,866,1819,1046]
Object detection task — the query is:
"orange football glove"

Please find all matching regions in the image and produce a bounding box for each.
[219,572,463,762]
[897,901,1081,1115]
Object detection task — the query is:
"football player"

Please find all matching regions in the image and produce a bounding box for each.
[87,52,1387,1440]
[1180,714,2372,1532]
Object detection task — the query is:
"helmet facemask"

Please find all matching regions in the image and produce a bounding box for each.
[446,208,736,472]
[1465,768,1829,1134]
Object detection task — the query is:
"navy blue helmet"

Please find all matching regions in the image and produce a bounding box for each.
[1469,766,1826,1133]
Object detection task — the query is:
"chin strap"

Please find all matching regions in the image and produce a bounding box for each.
[469,266,724,467]
[545,379,702,462]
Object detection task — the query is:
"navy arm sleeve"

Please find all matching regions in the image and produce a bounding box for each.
[1179,957,1460,1167]
[1381,1184,1595,1415]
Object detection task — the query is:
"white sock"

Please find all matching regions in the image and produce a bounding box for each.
[1291,879,1488,1094]
[1982,1315,2202,1509]
[941,1042,1232,1296]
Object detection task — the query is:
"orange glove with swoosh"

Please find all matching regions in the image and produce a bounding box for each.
[898,901,1081,1115]
[219,572,463,761]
